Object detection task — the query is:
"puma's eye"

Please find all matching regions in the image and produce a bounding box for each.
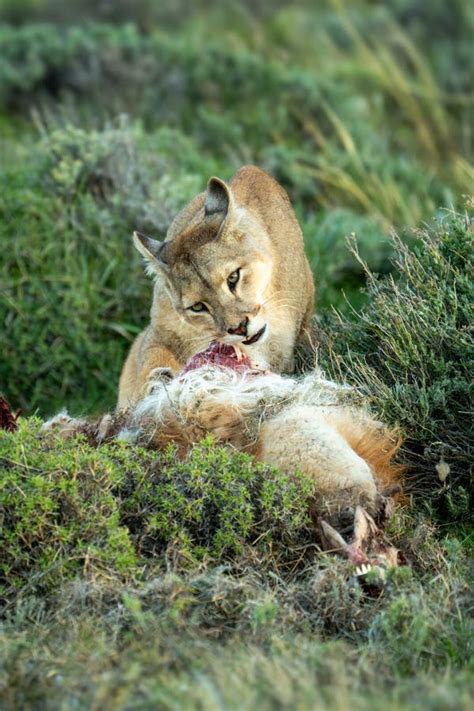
[188,302,208,313]
[227,269,240,291]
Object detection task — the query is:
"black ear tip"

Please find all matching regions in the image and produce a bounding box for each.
[132,231,167,264]
[208,176,225,188]
[205,176,230,216]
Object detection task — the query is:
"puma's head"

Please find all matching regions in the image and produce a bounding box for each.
[134,176,273,348]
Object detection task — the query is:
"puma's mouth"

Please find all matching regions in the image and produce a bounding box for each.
[242,325,267,346]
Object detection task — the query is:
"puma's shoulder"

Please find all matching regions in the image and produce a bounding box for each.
[231,164,287,193]
[166,191,206,242]
[230,165,292,207]
[166,165,291,242]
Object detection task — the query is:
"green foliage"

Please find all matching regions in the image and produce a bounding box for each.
[301,208,393,310]
[2,620,473,710]
[0,410,472,709]
[369,540,473,674]
[0,118,221,415]
[0,419,139,597]
[121,436,314,561]
[39,116,217,234]
[0,489,472,707]
[323,210,474,518]
[0,420,314,602]
[0,13,471,222]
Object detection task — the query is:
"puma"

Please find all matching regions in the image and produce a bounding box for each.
[118,165,315,410]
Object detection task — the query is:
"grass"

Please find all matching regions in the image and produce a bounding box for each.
[0,2,472,414]
[321,210,473,520]
[0,420,473,709]
[0,1,473,707]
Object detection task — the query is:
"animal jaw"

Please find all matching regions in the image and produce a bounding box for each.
[316,506,400,584]
[179,342,254,375]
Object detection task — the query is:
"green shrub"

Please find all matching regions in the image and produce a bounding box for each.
[0,23,146,107]
[39,116,216,234]
[0,420,314,604]
[323,209,473,519]
[0,419,139,599]
[0,18,469,223]
[120,435,314,562]
[300,207,393,311]
[0,118,220,415]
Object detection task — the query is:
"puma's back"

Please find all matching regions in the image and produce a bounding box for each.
[118,166,315,409]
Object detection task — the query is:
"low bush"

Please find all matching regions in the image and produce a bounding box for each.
[0,420,314,604]
[323,208,473,520]
[0,118,221,414]
[120,435,314,562]
[0,18,470,223]
[38,116,217,235]
[0,419,138,599]
[0,430,472,707]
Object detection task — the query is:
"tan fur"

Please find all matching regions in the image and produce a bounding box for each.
[145,401,256,458]
[258,406,379,515]
[118,166,315,409]
[119,368,403,517]
[45,368,403,519]
[324,410,405,492]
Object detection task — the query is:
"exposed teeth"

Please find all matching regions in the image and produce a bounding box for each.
[355,563,373,576]
[232,345,244,361]
[243,325,266,345]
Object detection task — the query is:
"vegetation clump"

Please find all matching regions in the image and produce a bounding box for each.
[0,419,138,599]
[324,210,473,519]
[0,420,314,604]
[120,435,314,561]
[1,417,472,709]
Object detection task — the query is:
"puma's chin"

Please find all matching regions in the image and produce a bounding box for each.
[242,323,267,346]
[218,319,269,348]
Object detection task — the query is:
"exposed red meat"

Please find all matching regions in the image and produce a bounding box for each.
[180,342,253,376]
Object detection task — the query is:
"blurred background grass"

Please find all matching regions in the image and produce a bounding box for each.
[0,0,472,415]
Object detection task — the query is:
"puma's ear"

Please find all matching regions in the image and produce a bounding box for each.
[133,231,169,273]
[204,177,235,221]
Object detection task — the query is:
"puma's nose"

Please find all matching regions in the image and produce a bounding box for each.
[227,317,249,336]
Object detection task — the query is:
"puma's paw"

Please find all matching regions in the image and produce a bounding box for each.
[144,367,175,396]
